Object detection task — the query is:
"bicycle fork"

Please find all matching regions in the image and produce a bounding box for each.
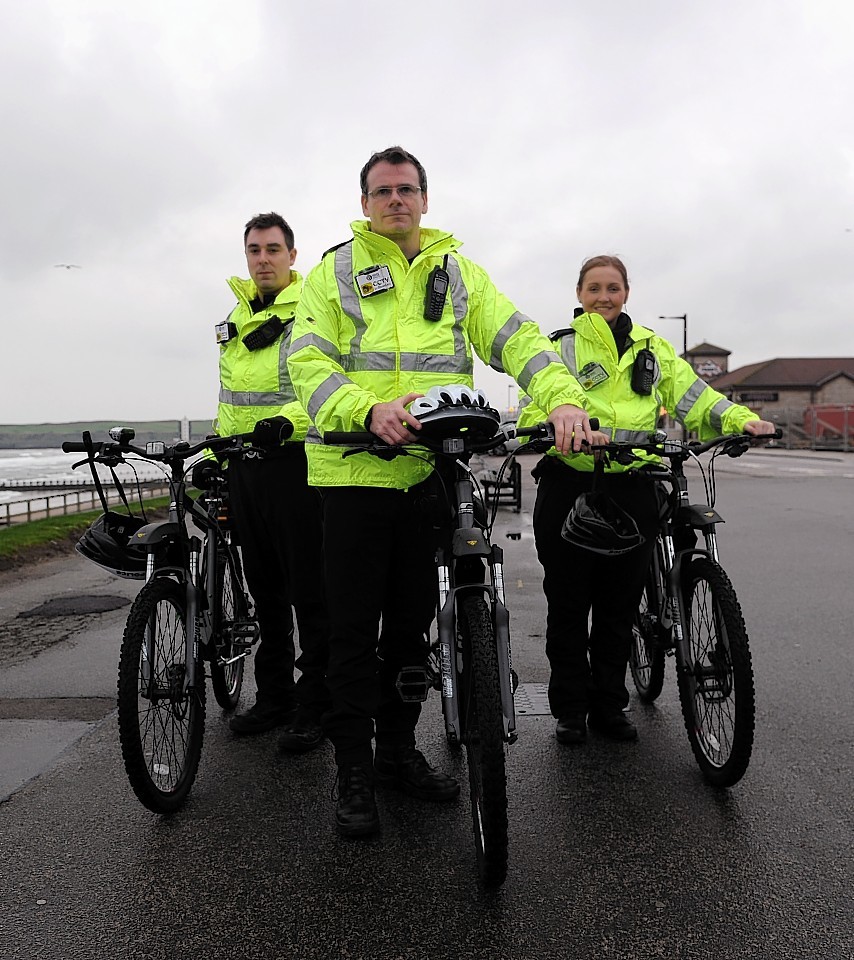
[434,544,517,747]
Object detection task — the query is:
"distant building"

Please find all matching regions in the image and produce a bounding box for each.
[708,357,854,415]
[684,342,731,380]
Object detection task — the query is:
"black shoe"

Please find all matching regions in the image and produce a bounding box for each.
[335,764,380,838]
[587,711,638,742]
[555,714,587,744]
[229,701,295,736]
[278,713,325,753]
[374,745,460,801]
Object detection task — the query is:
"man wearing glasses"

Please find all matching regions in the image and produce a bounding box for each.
[288,146,589,838]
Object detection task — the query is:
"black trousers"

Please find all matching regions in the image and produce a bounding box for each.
[227,448,330,719]
[320,484,438,766]
[532,458,660,719]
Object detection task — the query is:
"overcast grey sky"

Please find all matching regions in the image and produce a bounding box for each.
[3,0,853,425]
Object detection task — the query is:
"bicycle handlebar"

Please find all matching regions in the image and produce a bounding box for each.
[323,418,602,451]
[62,431,259,463]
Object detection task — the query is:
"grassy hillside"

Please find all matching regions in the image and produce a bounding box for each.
[0,420,213,449]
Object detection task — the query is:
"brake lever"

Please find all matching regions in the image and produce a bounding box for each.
[342,443,403,461]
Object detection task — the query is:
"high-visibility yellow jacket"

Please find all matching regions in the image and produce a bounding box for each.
[213,273,310,443]
[287,221,586,488]
[517,311,761,473]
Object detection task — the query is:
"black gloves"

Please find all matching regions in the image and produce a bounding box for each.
[251,416,294,447]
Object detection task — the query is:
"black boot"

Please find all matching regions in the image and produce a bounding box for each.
[335,764,380,838]
[374,745,460,801]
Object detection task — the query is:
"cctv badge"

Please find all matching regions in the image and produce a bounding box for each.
[355,264,394,298]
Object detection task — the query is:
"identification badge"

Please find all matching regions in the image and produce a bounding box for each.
[578,361,609,390]
[355,264,394,298]
[215,321,237,344]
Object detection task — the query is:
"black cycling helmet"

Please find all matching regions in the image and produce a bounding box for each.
[76,511,148,579]
[561,491,645,556]
[408,385,501,439]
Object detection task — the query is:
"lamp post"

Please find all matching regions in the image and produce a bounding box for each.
[658,314,689,438]
[658,313,688,359]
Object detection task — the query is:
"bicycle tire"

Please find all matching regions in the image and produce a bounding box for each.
[676,557,755,787]
[459,594,508,888]
[117,577,205,813]
[630,562,666,702]
[209,541,247,711]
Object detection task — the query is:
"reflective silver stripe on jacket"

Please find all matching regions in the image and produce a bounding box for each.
[515,348,563,393]
[290,331,342,363]
[399,353,472,374]
[446,255,468,359]
[708,397,733,432]
[219,388,293,406]
[335,244,366,357]
[675,377,711,423]
[557,331,579,377]
[611,428,655,444]
[488,311,530,373]
[220,339,296,406]
[307,372,351,422]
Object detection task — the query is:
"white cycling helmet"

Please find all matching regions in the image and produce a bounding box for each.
[408,385,500,439]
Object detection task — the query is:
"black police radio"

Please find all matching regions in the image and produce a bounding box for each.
[424,255,450,321]
[631,345,657,396]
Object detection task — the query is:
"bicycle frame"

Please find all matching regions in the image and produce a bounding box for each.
[64,429,259,701]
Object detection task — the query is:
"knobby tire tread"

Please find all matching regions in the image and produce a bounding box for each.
[677,558,755,787]
[117,577,205,813]
[630,561,667,702]
[209,542,247,711]
[460,594,509,888]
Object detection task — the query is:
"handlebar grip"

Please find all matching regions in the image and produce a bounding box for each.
[61,441,92,452]
[323,431,376,445]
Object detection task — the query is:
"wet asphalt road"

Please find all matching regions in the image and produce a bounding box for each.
[0,449,852,960]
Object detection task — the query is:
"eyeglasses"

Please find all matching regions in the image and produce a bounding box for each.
[365,185,422,200]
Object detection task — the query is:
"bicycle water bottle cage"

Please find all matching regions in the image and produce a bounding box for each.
[408,385,500,440]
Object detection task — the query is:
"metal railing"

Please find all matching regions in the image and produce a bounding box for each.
[0,483,171,527]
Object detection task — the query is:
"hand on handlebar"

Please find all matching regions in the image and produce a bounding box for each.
[547,404,594,455]
[252,415,294,447]
[742,419,778,442]
[368,393,424,444]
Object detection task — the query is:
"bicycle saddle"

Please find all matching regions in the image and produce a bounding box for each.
[408,385,501,440]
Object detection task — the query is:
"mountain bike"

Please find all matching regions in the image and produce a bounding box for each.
[62,425,273,813]
[324,399,532,888]
[576,428,782,787]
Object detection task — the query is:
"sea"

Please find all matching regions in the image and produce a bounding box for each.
[0,447,171,518]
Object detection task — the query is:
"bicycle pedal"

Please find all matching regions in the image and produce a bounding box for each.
[229,620,260,643]
[395,666,430,702]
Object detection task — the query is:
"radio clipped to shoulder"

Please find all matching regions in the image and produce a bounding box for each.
[424,255,450,321]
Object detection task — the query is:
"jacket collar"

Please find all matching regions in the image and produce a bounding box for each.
[350,220,459,264]
[226,271,303,307]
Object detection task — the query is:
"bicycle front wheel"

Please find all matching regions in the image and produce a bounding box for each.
[209,542,247,711]
[630,563,666,702]
[117,577,205,813]
[676,558,755,787]
[459,595,508,888]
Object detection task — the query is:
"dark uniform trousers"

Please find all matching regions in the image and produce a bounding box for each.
[320,483,439,766]
[532,457,660,719]
[227,446,330,719]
